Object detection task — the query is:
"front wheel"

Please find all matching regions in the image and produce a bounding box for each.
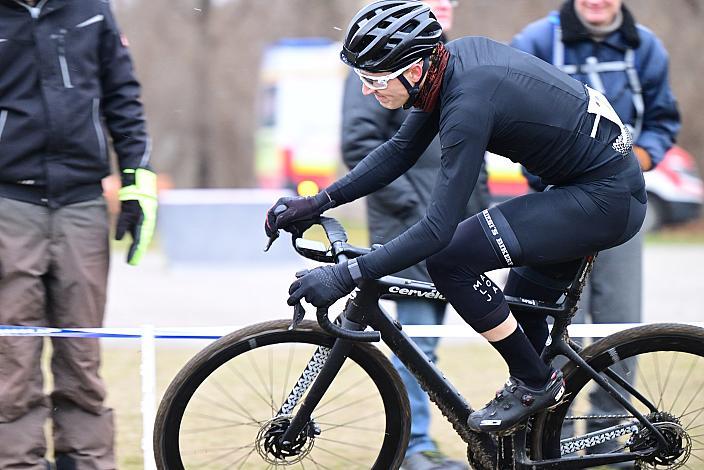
[532,323,704,469]
[154,320,411,469]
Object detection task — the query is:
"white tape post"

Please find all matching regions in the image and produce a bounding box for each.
[141,325,157,470]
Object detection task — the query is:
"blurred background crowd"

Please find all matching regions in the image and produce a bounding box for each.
[110,0,703,211]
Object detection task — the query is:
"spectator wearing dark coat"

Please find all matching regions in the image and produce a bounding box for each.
[0,1,156,468]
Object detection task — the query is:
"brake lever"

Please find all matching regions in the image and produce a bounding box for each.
[263,204,288,252]
[289,302,306,330]
[263,231,279,252]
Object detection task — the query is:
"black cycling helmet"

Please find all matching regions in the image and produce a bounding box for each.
[340,1,442,73]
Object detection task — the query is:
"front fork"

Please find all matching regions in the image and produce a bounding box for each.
[277,302,367,445]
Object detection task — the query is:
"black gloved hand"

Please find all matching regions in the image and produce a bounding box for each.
[265,192,335,239]
[287,262,357,308]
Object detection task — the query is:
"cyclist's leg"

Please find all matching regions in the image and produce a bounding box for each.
[426,211,551,386]
[504,261,583,354]
[426,209,564,432]
[391,299,445,456]
[427,171,644,431]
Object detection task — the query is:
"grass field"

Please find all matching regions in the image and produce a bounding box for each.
[98,337,704,469]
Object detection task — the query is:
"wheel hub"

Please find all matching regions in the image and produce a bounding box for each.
[630,412,692,469]
[255,415,320,465]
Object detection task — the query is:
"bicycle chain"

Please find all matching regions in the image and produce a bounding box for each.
[403,362,497,469]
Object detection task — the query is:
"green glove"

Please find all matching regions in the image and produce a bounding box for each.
[116,168,158,265]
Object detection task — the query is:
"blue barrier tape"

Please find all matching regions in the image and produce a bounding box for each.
[2,323,703,339]
[0,326,221,339]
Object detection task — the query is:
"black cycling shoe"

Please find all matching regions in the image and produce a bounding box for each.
[467,369,565,433]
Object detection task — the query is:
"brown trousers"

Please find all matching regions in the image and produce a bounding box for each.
[0,197,115,470]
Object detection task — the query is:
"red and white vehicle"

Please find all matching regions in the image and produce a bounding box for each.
[642,146,704,231]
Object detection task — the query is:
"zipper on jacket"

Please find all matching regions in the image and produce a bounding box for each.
[92,98,107,160]
[11,0,48,19]
[0,110,7,142]
[51,30,74,89]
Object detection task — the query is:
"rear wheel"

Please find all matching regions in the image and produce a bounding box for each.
[531,324,704,469]
[154,320,411,469]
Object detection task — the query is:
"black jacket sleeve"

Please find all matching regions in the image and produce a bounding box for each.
[340,72,420,213]
[353,92,494,279]
[99,4,151,172]
[328,106,439,206]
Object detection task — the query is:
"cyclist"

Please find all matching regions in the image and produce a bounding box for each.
[341,0,483,467]
[265,0,646,433]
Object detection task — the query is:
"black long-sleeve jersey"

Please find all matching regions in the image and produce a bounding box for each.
[327,37,625,280]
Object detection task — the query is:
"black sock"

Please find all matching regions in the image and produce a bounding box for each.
[490,327,551,389]
[513,311,549,354]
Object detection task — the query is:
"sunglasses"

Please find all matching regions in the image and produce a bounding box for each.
[354,59,422,90]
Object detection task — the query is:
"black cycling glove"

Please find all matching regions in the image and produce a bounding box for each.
[264,191,335,238]
[288,262,357,308]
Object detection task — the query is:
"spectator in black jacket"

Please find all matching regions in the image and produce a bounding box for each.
[341,1,486,468]
[0,1,156,468]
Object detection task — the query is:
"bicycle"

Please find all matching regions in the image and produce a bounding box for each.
[154,216,704,469]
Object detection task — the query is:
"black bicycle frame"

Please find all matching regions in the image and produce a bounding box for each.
[279,218,668,468]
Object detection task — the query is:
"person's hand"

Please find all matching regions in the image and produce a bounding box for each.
[633,146,653,172]
[115,168,158,265]
[288,263,357,308]
[264,191,335,239]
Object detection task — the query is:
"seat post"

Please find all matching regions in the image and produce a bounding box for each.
[542,254,598,361]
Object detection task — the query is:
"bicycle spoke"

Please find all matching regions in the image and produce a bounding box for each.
[314,373,374,414]
[636,357,658,407]
[685,406,704,431]
[314,394,382,420]
[306,454,333,470]
[313,445,372,468]
[669,354,699,413]
[206,376,263,424]
[653,349,664,409]
[192,439,257,467]
[189,391,262,425]
[234,447,257,469]
[248,350,276,415]
[680,379,704,422]
[315,420,386,433]
[316,410,384,433]
[281,343,296,408]
[269,345,275,415]
[654,351,678,411]
[315,435,383,451]
[679,406,704,420]
[182,421,261,434]
[227,360,276,414]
